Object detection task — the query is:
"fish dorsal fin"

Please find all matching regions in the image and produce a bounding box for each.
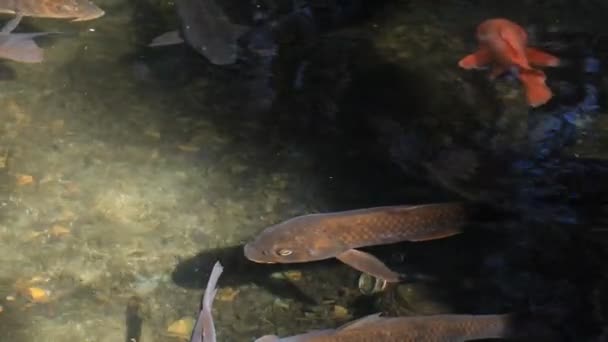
[338,313,384,331]
[498,26,529,68]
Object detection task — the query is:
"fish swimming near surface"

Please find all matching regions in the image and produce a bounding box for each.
[244,203,467,282]
[190,261,223,342]
[0,14,56,63]
[0,0,104,21]
[148,0,250,65]
[254,312,514,342]
[459,18,560,107]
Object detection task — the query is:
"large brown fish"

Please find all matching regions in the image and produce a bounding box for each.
[254,312,513,342]
[0,0,104,21]
[244,203,467,282]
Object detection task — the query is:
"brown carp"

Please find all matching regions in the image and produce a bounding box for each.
[0,0,104,21]
[244,203,467,282]
[254,312,513,342]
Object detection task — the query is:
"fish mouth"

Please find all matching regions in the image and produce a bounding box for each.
[243,244,275,263]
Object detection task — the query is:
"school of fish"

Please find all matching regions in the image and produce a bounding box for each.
[0,4,561,340]
[0,0,104,63]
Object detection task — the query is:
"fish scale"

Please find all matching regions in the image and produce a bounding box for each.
[320,203,468,248]
[0,0,51,16]
[261,314,513,342]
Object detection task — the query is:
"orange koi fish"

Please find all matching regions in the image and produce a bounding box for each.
[459,18,560,107]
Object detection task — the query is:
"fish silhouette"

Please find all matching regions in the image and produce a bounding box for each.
[149,0,249,65]
[255,312,514,342]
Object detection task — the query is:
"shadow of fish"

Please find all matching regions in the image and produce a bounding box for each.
[244,203,468,282]
[254,312,514,342]
[0,0,104,21]
[148,0,249,65]
[0,14,59,63]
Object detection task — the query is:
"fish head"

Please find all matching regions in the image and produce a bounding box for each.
[44,0,105,21]
[476,18,528,65]
[244,216,346,263]
[476,19,508,51]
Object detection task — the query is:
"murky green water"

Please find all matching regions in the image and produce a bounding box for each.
[0,1,398,340]
[0,0,607,341]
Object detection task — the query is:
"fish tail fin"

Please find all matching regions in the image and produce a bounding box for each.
[518,68,552,107]
[507,310,566,341]
[525,47,560,67]
[469,313,515,340]
[148,30,184,47]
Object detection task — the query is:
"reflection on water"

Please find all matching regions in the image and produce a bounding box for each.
[0,0,607,340]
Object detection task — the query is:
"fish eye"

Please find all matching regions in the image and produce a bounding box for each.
[276,249,293,256]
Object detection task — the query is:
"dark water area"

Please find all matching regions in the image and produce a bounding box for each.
[0,0,607,341]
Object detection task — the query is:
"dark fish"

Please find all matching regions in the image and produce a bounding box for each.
[244,203,467,282]
[125,296,143,342]
[254,313,513,342]
[190,261,223,342]
[149,0,249,65]
[0,0,104,21]
[0,14,55,63]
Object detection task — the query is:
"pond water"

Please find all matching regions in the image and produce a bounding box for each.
[0,0,607,341]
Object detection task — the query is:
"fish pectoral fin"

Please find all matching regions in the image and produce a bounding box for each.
[525,47,560,67]
[0,34,46,63]
[458,47,491,69]
[335,249,401,282]
[338,313,384,331]
[408,226,462,242]
[1,13,23,34]
[148,30,184,47]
